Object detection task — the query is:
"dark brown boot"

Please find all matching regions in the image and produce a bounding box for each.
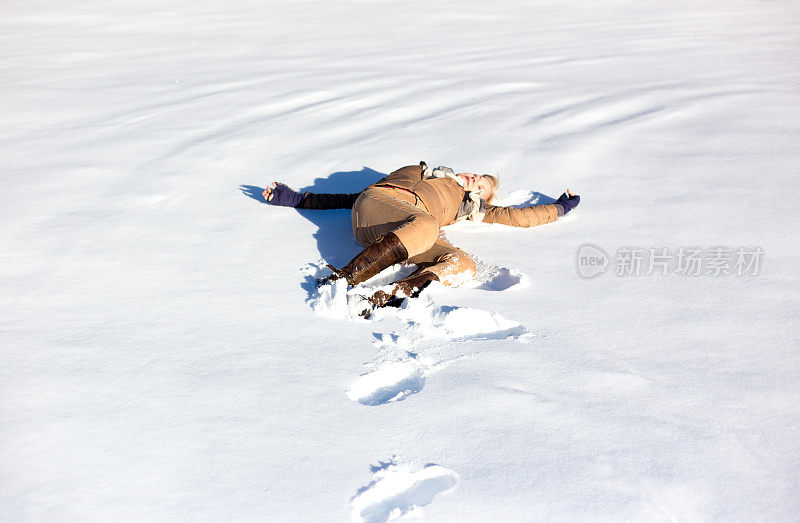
[368,270,439,307]
[322,232,409,287]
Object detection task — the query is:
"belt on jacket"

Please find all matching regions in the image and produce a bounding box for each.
[373,184,430,213]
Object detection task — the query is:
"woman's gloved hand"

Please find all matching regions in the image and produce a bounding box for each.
[263,182,304,207]
[555,189,580,215]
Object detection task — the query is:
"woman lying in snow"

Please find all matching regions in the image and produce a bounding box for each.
[263,162,579,309]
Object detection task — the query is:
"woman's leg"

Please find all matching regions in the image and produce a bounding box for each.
[325,188,439,287]
[351,188,439,257]
[367,238,477,307]
[407,238,477,286]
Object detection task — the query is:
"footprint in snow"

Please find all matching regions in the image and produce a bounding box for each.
[347,360,425,406]
[469,265,528,291]
[423,304,528,340]
[305,260,531,407]
[462,251,529,292]
[351,459,458,523]
[346,301,529,407]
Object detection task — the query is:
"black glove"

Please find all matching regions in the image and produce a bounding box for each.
[555,192,580,215]
[265,183,304,207]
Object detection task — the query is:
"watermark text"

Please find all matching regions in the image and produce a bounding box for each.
[577,245,762,278]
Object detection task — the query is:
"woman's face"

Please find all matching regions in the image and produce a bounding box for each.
[457,173,494,201]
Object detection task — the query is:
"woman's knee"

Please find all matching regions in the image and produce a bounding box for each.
[395,214,439,257]
[430,249,476,286]
[459,250,477,277]
[449,249,477,281]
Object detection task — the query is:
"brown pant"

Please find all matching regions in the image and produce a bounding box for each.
[351,186,476,286]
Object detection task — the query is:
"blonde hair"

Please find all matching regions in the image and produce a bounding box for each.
[482,174,499,203]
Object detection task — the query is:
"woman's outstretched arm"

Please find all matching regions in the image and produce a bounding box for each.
[263,182,359,209]
[481,190,580,227]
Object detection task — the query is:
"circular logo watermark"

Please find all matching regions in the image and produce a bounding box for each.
[576,244,609,278]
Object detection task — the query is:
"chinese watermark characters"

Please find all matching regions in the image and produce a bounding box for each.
[577,244,762,278]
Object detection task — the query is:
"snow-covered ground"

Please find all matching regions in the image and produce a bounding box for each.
[2,0,799,520]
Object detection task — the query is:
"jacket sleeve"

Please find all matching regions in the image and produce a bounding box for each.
[297,192,360,209]
[481,203,563,227]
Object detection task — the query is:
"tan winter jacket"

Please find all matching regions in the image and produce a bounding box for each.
[299,163,563,228]
[371,165,465,227]
[372,164,562,228]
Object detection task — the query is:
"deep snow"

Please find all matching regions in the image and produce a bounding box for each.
[2,0,800,521]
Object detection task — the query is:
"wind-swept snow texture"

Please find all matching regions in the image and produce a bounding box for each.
[2,0,800,521]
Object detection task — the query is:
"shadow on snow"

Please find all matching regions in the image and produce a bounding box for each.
[240,166,385,266]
